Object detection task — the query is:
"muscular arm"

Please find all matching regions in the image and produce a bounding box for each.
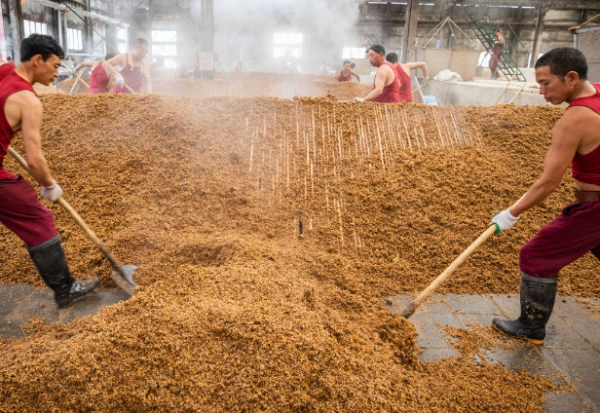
[351,70,361,83]
[509,110,583,217]
[103,54,126,77]
[406,62,428,78]
[363,66,392,102]
[75,61,99,72]
[17,93,54,187]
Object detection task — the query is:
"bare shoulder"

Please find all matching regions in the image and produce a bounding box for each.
[7,90,42,111]
[549,107,595,149]
[380,64,394,76]
[558,106,598,130]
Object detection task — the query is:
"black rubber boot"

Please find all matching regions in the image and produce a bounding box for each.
[492,273,557,344]
[28,235,100,308]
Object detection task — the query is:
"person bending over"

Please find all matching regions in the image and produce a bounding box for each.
[386,52,429,103]
[0,34,99,308]
[491,47,600,344]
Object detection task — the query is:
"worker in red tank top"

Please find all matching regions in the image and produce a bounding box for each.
[337,60,360,83]
[104,38,151,94]
[489,47,600,344]
[361,45,400,103]
[75,53,116,94]
[0,34,99,308]
[385,52,429,103]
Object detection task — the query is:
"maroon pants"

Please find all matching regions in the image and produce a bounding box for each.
[520,201,600,278]
[0,175,57,247]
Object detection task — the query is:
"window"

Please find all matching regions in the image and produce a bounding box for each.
[23,20,48,37]
[274,33,302,45]
[151,30,177,69]
[273,33,302,59]
[478,51,491,67]
[67,28,83,51]
[117,28,128,54]
[342,47,366,59]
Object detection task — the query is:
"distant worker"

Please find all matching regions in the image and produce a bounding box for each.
[386,52,429,103]
[360,45,400,103]
[7,56,14,65]
[104,38,151,93]
[174,60,189,79]
[0,35,99,308]
[491,48,600,344]
[149,56,165,79]
[75,53,116,94]
[232,61,243,73]
[337,60,360,83]
[489,29,505,80]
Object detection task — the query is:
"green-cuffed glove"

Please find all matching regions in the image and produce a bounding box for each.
[490,209,519,234]
[352,97,364,102]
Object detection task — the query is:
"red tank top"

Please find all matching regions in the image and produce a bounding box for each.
[88,63,110,94]
[0,63,37,180]
[373,62,401,103]
[114,54,144,94]
[395,64,414,103]
[339,69,352,82]
[569,84,600,186]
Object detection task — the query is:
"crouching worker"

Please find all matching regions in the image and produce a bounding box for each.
[0,34,99,308]
[490,47,600,344]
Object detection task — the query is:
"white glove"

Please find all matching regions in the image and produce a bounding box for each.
[352,97,364,102]
[41,180,63,203]
[115,75,125,87]
[490,209,519,233]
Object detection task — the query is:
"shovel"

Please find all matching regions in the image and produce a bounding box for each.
[399,225,496,319]
[8,147,138,295]
[399,194,527,319]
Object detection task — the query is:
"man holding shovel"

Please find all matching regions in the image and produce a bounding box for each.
[490,47,600,344]
[0,34,99,308]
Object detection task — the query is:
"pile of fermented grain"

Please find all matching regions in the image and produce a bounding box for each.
[55,76,372,100]
[152,78,373,100]
[1,94,589,411]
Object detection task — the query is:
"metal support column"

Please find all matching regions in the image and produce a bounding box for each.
[106,0,117,55]
[529,6,547,68]
[401,0,419,63]
[440,0,455,49]
[510,5,523,66]
[84,0,93,54]
[199,0,214,79]
[8,0,23,62]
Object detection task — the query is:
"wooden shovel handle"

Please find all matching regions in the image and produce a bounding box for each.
[7,147,120,270]
[400,225,497,318]
[124,84,136,94]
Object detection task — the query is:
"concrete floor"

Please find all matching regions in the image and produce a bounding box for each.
[387,294,600,413]
[0,284,130,338]
[1,285,598,412]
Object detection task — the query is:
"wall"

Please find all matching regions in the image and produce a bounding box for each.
[422,79,563,107]
[575,26,600,83]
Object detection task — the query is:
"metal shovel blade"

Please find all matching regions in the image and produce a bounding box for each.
[111,265,138,296]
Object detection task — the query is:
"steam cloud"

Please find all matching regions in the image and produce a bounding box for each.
[214,0,363,73]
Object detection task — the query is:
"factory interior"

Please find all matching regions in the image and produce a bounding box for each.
[1,0,600,411]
